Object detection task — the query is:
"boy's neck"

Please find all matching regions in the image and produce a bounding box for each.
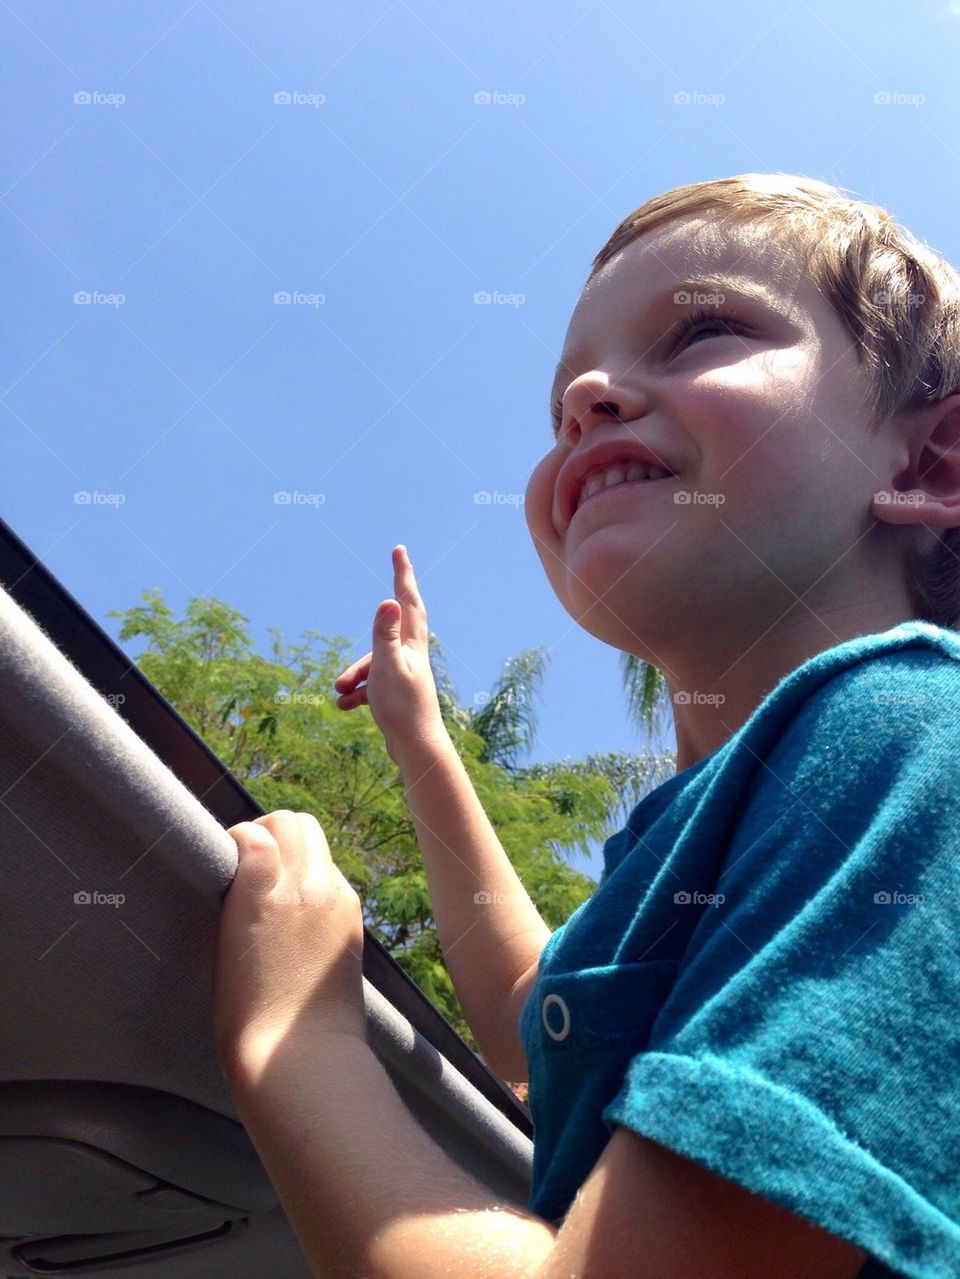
[666,598,918,773]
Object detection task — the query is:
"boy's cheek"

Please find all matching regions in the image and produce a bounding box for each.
[524,454,560,540]
[523,465,570,599]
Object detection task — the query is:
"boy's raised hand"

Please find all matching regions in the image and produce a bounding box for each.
[334,545,449,763]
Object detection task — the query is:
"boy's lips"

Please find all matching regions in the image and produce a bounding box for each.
[556,439,679,533]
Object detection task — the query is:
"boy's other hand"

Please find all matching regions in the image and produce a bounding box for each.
[333,545,449,764]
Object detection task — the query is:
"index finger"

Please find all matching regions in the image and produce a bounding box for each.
[392,544,428,646]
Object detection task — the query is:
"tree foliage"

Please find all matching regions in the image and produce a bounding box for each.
[620,651,674,741]
[109,591,676,1070]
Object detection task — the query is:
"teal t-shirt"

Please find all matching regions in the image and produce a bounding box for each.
[519,621,960,1278]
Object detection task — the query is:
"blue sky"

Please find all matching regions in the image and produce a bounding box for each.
[4,0,960,882]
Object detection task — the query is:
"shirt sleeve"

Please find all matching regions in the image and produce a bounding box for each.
[601,649,960,1277]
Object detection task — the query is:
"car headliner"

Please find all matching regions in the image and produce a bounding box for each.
[0,515,534,1278]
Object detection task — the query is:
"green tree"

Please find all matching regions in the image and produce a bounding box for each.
[109,591,676,1067]
[621,651,673,744]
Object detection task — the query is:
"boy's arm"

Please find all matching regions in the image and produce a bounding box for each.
[335,545,549,1081]
[394,733,550,1081]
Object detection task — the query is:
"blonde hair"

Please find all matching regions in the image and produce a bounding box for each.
[589,173,960,628]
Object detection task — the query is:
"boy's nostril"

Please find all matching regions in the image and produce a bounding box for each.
[596,401,622,418]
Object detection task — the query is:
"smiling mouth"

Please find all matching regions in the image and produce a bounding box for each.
[570,470,674,519]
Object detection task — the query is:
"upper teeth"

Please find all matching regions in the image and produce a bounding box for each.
[578,461,672,509]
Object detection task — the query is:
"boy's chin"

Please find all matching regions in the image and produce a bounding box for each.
[534,535,680,654]
[561,583,664,660]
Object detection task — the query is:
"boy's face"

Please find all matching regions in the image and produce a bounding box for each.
[524,214,905,662]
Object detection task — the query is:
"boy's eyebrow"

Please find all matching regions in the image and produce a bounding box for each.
[550,275,790,390]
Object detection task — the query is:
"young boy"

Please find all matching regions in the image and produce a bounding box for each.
[214,174,960,1278]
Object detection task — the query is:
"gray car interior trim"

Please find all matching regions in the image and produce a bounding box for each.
[0,518,535,1278]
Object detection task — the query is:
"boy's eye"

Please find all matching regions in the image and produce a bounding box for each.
[549,308,749,438]
[550,394,565,437]
[668,307,746,355]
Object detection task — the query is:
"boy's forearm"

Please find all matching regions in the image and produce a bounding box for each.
[391,734,551,1075]
[228,1032,558,1279]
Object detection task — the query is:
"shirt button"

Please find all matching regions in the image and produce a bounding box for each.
[542,993,571,1042]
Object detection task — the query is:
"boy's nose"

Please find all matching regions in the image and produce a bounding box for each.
[557,370,649,445]
[561,396,633,445]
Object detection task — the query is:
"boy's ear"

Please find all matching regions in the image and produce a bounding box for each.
[871,392,960,528]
